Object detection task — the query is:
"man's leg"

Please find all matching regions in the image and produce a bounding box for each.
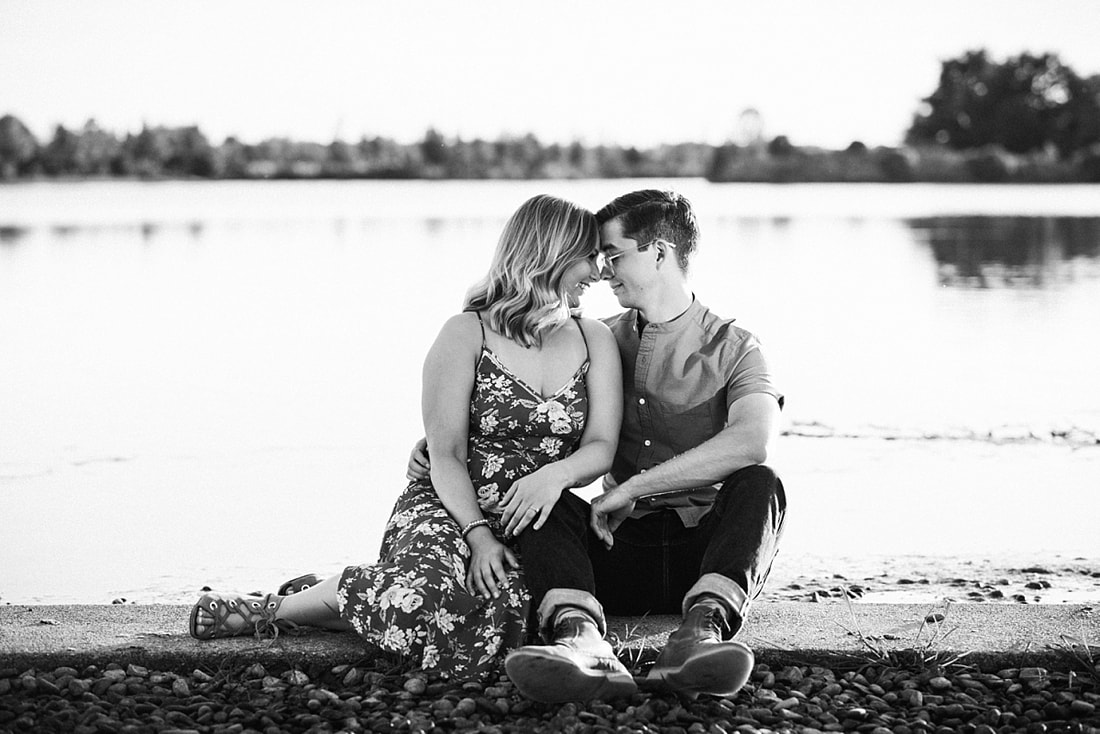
[515,490,596,611]
[590,511,682,615]
[648,464,786,697]
[507,491,637,703]
[688,463,786,629]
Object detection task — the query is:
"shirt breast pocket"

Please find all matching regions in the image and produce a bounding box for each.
[654,399,718,451]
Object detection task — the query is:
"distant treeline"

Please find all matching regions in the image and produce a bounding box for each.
[2,50,1098,184]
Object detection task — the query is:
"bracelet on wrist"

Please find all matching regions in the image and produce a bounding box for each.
[460,518,491,538]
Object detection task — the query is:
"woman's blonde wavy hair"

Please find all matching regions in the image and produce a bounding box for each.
[464,195,598,348]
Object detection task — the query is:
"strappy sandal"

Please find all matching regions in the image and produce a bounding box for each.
[278,573,322,596]
[188,592,298,640]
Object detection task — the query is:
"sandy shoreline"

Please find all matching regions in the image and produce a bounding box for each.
[765,552,1100,607]
[5,553,1096,608]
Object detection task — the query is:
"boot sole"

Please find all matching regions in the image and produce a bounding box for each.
[505,648,638,703]
[646,641,754,698]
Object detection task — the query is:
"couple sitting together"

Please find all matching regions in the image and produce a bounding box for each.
[189,189,787,703]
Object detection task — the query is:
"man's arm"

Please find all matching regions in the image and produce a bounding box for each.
[590,392,780,547]
[622,392,779,496]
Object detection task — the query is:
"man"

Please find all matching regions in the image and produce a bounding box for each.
[412,190,786,702]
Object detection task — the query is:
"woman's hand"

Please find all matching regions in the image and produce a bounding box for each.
[465,528,518,600]
[499,465,567,537]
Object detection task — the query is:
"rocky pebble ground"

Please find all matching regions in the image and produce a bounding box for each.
[2,654,1099,734]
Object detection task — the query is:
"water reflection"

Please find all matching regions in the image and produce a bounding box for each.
[4,221,212,245]
[0,225,27,244]
[908,216,1100,288]
[51,224,80,238]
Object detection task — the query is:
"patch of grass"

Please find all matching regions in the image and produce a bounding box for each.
[835,585,971,672]
[607,617,654,674]
[1050,606,1098,684]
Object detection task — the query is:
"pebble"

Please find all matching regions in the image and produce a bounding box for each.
[171,678,190,697]
[283,669,309,686]
[403,676,427,695]
[125,664,148,678]
[1020,667,1049,681]
[928,676,952,690]
[0,655,1097,734]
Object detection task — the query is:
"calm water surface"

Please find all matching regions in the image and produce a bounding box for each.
[1,180,1098,603]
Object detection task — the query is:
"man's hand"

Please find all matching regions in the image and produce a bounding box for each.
[590,486,636,549]
[406,437,430,481]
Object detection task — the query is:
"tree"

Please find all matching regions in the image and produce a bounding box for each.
[420,128,448,169]
[74,119,122,175]
[357,135,415,178]
[324,139,356,176]
[41,124,80,175]
[767,135,795,157]
[124,125,173,176]
[164,126,216,177]
[907,49,1100,157]
[217,136,250,178]
[0,114,39,178]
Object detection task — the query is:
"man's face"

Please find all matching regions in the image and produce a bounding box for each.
[598,218,656,310]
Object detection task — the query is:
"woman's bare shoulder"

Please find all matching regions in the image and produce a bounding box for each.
[576,316,616,347]
[430,312,484,354]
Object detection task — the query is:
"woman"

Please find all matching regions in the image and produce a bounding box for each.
[188,195,623,681]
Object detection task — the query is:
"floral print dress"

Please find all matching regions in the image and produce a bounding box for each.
[337,315,589,680]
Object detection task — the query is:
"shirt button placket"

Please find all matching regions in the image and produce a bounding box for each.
[635,329,655,471]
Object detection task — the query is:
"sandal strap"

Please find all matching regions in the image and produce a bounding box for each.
[196,593,293,639]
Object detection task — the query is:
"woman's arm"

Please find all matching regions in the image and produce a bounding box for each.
[500,318,623,537]
[422,313,517,600]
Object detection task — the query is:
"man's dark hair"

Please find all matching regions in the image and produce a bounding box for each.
[595,189,699,270]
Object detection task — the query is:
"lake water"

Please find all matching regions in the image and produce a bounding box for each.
[1,180,1098,604]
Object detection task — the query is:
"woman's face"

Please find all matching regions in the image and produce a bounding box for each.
[561,251,600,308]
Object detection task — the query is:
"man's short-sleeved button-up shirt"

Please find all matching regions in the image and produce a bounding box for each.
[601,297,783,526]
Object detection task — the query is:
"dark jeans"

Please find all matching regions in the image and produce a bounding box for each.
[517,464,787,619]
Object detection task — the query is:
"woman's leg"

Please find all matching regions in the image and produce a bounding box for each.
[190,574,351,637]
[273,574,350,630]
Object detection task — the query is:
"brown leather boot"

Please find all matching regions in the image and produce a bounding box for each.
[646,599,753,698]
[505,610,638,703]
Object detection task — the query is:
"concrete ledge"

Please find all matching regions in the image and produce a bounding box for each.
[1,603,1096,674]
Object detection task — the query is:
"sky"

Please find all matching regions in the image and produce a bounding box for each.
[3,0,1100,150]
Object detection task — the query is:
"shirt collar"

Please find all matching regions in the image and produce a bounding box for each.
[632,295,704,335]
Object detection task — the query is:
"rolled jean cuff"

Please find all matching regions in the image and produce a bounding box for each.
[683,573,749,635]
[537,588,607,639]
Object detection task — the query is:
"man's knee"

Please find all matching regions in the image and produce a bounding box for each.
[723,464,780,491]
[741,463,778,481]
[561,488,593,513]
[516,490,591,553]
[543,489,592,529]
[717,464,785,512]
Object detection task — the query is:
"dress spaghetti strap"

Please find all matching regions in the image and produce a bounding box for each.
[573,316,590,361]
[473,310,487,349]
